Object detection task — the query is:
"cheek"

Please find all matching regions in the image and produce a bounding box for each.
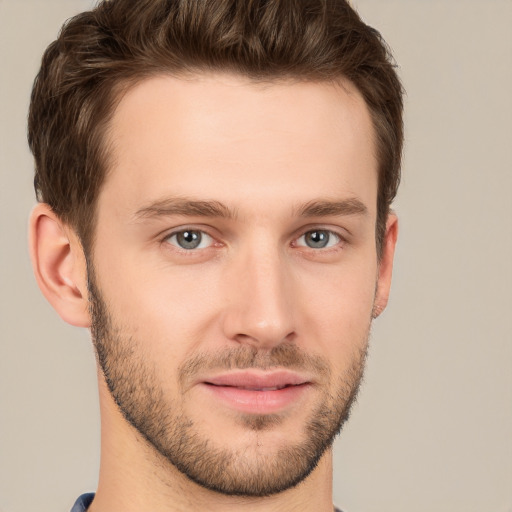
[301,251,377,315]
[92,221,378,373]
[296,255,377,366]
[92,245,223,364]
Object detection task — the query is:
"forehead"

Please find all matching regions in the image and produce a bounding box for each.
[101,73,377,218]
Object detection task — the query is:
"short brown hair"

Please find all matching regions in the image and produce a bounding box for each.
[28,0,403,255]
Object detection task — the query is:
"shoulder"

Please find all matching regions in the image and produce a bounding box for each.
[70,493,95,512]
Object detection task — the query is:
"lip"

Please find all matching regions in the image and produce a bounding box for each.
[198,370,313,414]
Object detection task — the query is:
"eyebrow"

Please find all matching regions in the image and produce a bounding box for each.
[133,197,238,221]
[296,198,368,218]
[133,196,368,222]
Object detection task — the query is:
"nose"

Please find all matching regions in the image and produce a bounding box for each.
[221,240,296,350]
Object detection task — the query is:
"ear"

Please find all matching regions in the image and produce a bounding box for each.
[29,203,91,327]
[373,213,398,318]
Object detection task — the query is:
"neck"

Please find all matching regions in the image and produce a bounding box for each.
[90,375,335,512]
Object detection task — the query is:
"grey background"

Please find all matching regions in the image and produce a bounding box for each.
[1,1,511,511]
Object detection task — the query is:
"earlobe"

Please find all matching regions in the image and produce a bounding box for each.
[373,214,398,318]
[29,203,91,327]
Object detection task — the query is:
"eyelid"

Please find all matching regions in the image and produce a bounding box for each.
[293,227,347,250]
[161,226,218,251]
[158,224,348,252]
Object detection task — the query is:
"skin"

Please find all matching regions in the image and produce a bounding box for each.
[30,74,397,512]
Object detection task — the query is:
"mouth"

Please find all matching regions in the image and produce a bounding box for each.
[207,384,292,391]
[198,370,312,414]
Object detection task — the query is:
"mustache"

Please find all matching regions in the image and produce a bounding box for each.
[179,344,330,385]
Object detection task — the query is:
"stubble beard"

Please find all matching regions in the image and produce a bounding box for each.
[87,266,370,497]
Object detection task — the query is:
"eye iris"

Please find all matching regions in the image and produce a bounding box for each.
[305,230,329,248]
[176,230,202,249]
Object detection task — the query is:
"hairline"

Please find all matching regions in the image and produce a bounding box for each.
[71,69,387,259]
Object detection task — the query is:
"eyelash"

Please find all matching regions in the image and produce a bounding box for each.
[162,228,218,254]
[294,230,342,250]
[161,227,346,254]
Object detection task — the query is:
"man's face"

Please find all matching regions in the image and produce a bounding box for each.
[88,74,387,496]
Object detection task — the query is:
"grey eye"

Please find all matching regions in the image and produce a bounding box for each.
[297,230,340,249]
[167,230,213,250]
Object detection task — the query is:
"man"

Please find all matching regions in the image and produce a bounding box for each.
[27,0,403,510]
